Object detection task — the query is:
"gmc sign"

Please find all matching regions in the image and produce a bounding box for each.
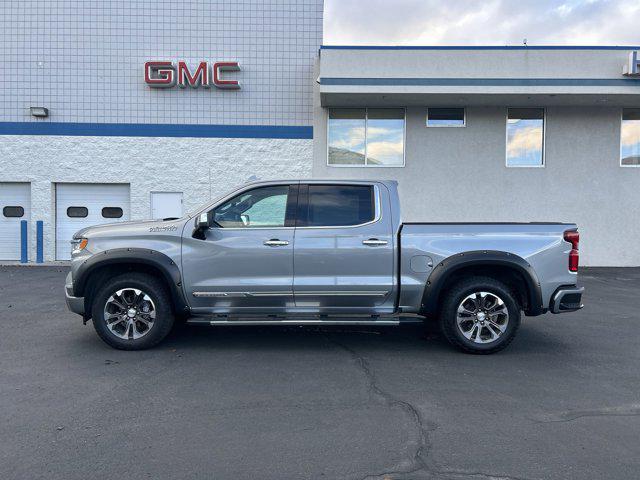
[144,61,241,89]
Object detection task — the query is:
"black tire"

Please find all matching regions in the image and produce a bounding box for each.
[439,276,521,354]
[91,272,175,350]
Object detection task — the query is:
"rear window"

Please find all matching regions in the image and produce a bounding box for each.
[303,185,375,227]
[3,206,24,218]
[67,206,88,218]
[102,207,123,218]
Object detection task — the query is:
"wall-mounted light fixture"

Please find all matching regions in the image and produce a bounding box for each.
[30,107,49,118]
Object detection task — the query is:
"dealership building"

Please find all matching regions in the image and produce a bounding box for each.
[1,1,639,265]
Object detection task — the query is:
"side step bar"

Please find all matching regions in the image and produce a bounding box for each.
[186,315,424,327]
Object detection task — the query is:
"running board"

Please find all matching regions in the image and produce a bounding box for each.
[206,319,400,326]
[187,316,423,327]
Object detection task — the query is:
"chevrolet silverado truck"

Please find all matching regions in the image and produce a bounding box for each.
[65,180,583,354]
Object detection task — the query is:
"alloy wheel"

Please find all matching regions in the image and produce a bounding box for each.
[103,288,156,340]
[456,291,509,344]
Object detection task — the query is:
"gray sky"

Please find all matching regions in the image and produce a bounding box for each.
[323,0,640,46]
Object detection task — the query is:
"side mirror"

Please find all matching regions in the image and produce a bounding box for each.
[196,212,210,230]
[192,212,210,239]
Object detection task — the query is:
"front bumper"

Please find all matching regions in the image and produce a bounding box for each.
[65,272,85,316]
[550,285,584,314]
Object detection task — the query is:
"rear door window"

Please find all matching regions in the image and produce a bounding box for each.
[301,185,375,227]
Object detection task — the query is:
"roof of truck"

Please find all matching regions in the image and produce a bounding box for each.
[241,179,397,186]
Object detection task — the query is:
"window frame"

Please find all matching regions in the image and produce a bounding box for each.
[3,206,25,218]
[326,107,406,168]
[101,206,123,219]
[66,206,89,218]
[620,108,640,168]
[209,184,297,230]
[505,107,546,168]
[296,183,381,229]
[426,107,466,128]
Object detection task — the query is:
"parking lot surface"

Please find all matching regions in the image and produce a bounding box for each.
[1,266,639,480]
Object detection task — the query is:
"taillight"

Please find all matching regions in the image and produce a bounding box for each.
[564,230,579,272]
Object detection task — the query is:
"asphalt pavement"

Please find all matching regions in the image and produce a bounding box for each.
[1,266,639,480]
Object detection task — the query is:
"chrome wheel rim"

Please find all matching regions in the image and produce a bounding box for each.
[456,291,509,344]
[103,288,156,340]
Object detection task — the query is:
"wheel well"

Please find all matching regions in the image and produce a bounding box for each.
[82,262,176,319]
[434,265,531,313]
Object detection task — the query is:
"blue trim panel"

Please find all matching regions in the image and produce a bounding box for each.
[0,122,313,139]
[321,45,640,51]
[36,221,44,264]
[320,77,640,87]
[20,220,28,263]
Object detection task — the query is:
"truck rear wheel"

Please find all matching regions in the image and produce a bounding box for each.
[91,272,175,350]
[439,276,521,354]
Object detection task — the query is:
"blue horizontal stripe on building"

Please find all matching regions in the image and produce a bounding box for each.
[320,45,640,51]
[319,77,640,87]
[0,122,314,139]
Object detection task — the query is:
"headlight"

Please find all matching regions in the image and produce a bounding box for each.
[70,238,88,256]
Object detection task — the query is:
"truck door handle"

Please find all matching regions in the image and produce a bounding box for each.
[264,239,289,247]
[362,238,388,247]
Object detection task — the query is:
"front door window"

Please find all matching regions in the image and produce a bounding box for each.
[213,185,289,228]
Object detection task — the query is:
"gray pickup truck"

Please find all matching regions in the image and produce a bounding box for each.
[65,180,583,354]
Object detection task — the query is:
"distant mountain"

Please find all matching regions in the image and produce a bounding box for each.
[328,147,381,165]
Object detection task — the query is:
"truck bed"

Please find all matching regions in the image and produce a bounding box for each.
[397,222,578,315]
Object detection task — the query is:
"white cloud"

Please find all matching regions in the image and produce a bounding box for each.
[367,140,404,161]
[555,4,574,17]
[366,126,402,140]
[329,126,365,150]
[622,121,640,148]
[324,0,640,46]
[507,126,543,158]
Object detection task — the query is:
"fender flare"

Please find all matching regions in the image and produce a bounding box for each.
[421,250,544,316]
[72,248,189,315]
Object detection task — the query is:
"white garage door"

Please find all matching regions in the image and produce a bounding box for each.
[0,183,31,260]
[56,183,130,260]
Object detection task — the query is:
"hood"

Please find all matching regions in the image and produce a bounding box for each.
[73,218,185,239]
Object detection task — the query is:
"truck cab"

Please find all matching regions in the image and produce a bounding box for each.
[186,181,397,315]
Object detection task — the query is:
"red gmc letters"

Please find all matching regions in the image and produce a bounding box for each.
[144,61,241,89]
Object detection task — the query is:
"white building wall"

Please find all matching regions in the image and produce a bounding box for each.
[314,47,640,266]
[313,104,639,266]
[1,136,312,261]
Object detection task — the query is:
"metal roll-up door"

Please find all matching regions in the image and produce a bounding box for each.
[56,183,130,260]
[0,183,31,260]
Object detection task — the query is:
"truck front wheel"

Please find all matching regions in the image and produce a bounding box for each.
[439,277,521,354]
[91,272,175,350]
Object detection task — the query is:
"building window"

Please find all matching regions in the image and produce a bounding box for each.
[621,108,640,166]
[427,108,465,127]
[3,206,24,218]
[67,206,88,218]
[506,108,545,167]
[328,108,405,167]
[102,207,123,219]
